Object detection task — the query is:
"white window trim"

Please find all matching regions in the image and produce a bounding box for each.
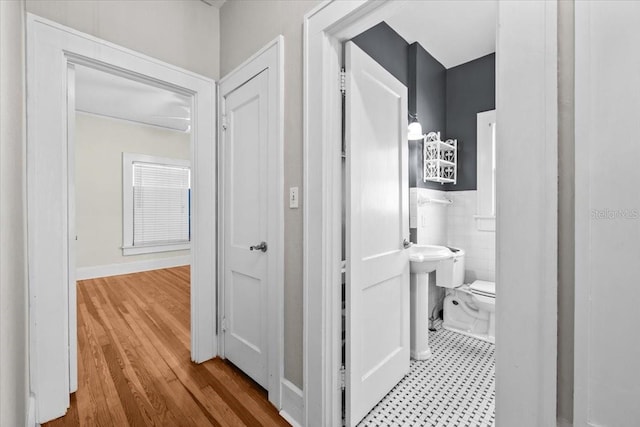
[122,152,191,256]
[475,109,496,232]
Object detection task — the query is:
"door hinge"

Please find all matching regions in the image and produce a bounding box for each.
[221,114,228,130]
[339,365,346,390]
[340,68,346,96]
[221,317,227,332]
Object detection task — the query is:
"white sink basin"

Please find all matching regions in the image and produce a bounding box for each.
[409,245,452,273]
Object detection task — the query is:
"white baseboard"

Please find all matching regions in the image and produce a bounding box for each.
[27,394,38,427]
[76,255,190,280]
[557,417,572,427]
[279,379,303,427]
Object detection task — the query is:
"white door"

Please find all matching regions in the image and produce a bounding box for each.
[345,41,410,426]
[221,70,270,389]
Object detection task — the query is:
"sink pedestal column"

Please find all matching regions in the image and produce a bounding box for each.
[410,271,432,360]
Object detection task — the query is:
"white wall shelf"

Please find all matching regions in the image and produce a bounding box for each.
[423,131,457,184]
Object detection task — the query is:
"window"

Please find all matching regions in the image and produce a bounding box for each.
[475,110,496,231]
[122,153,191,255]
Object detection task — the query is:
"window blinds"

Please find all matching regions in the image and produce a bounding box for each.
[132,162,190,246]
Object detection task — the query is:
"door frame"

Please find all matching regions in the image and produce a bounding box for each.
[302,1,558,426]
[344,40,410,425]
[573,2,637,425]
[26,14,217,423]
[217,36,285,409]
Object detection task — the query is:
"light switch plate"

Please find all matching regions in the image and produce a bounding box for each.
[289,187,299,208]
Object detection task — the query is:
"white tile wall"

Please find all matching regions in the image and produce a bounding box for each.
[411,188,449,246]
[446,191,496,283]
[410,188,495,316]
[411,188,496,283]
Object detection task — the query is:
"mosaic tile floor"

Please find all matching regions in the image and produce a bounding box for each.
[358,321,495,427]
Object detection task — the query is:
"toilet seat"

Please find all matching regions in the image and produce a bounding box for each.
[469,280,495,298]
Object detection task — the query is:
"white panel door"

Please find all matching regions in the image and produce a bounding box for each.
[222,70,269,388]
[345,41,410,426]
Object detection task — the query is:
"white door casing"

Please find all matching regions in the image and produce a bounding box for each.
[222,70,270,388]
[27,15,216,423]
[218,36,284,408]
[345,41,410,426]
[575,2,640,425]
[303,1,558,426]
[66,63,78,394]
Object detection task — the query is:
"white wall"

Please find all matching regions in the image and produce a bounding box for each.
[575,1,640,426]
[447,191,495,282]
[0,0,29,425]
[411,188,496,319]
[26,0,220,79]
[220,0,322,389]
[75,113,190,272]
[411,188,449,247]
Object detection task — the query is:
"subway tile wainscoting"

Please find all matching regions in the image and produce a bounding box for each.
[446,191,496,283]
[411,188,496,283]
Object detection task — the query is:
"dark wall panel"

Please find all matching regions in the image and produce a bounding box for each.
[351,22,409,86]
[351,23,495,192]
[410,43,447,190]
[443,53,496,191]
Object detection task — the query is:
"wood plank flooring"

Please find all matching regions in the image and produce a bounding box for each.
[44,266,289,427]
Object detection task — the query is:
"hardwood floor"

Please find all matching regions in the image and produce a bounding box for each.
[44,266,289,427]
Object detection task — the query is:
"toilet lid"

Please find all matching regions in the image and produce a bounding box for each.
[470,280,495,297]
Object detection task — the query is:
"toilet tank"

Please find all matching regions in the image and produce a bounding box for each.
[436,248,465,288]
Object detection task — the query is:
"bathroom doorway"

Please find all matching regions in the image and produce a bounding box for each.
[303,1,558,426]
[341,2,497,423]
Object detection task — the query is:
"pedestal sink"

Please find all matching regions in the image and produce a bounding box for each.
[409,245,453,360]
[409,245,453,273]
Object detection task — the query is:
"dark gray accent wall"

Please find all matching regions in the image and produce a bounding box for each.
[351,23,495,192]
[443,53,496,191]
[351,22,409,86]
[409,42,447,190]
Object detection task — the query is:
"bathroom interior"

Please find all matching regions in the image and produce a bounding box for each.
[342,2,497,426]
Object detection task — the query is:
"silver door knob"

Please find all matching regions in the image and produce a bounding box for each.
[250,241,268,252]
[402,239,412,249]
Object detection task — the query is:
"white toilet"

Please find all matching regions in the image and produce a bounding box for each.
[436,250,496,343]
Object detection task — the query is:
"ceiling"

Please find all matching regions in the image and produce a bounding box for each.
[385,0,497,69]
[75,65,192,132]
[73,1,495,130]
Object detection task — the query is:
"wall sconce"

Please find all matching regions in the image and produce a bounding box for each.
[408,113,424,140]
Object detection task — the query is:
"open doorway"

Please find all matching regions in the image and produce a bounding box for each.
[303,1,557,426]
[26,15,217,423]
[63,65,195,421]
[341,2,497,425]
